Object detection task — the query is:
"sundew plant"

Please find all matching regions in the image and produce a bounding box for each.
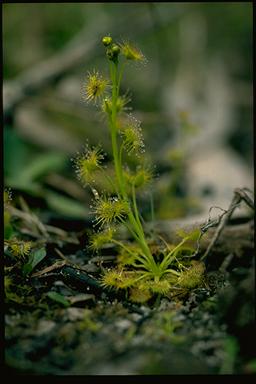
[74,36,204,303]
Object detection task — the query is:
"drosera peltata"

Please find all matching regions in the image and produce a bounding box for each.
[74,36,205,303]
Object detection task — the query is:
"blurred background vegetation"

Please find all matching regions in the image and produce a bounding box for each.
[3,2,253,223]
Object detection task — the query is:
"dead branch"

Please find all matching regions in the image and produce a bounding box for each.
[201,188,254,260]
[3,6,186,119]
[3,12,107,118]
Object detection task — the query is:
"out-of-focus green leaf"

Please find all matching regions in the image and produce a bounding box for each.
[244,359,256,374]
[4,211,13,240]
[5,125,67,195]
[5,180,43,196]
[23,247,47,275]
[17,153,67,182]
[219,336,239,374]
[5,150,67,196]
[46,291,70,307]
[4,127,29,179]
[4,224,13,240]
[7,153,66,186]
[45,190,88,218]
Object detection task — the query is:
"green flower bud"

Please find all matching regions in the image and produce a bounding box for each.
[112,44,120,55]
[102,36,112,47]
[106,44,120,62]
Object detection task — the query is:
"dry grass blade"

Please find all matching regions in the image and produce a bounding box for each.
[31,260,67,277]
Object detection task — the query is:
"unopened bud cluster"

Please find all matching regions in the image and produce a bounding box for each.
[102,35,145,63]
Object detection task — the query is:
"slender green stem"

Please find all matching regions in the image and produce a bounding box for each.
[131,183,144,234]
[119,217,141,243]
[120,218,157,273]
[161,269,181,277]
[117,61,126,95]
[159,237,187,271]
[108,62,126,197]
[126,271,153,285]
[107,57,158,274]
[123,215,156,269]
[118,142,124,173]
[111,239,136,257]
[113,221,153,271]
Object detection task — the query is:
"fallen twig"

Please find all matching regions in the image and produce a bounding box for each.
[4,7,185,119]
[201,188,254,261]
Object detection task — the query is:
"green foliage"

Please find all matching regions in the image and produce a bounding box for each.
[75,36,205,303]
[144,310,184,343]
[4,191,35,265]
[244,359,256,374]
[79,309,102,332]
[46,291,70,307]
[4,276,24,304]
[4,211,13,239]
[4,189,14,239]
[4,127,66,193]
[177,261,205,289]
[23,247,47,276]
[46,190,88,218]
[219,336,239,374]
[8,240,32,261]
[4,128,88,218]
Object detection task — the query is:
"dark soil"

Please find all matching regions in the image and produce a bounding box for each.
[4,215,255,375]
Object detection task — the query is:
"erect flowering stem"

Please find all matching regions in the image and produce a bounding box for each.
[131,182,144,234]
[117,61,126,95]
[107,59,158,273]
[108,61,125,197]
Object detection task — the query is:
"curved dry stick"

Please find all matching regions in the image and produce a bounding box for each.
[3,6,186,119]
[201,188,254,261]
[3,13,107,117]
